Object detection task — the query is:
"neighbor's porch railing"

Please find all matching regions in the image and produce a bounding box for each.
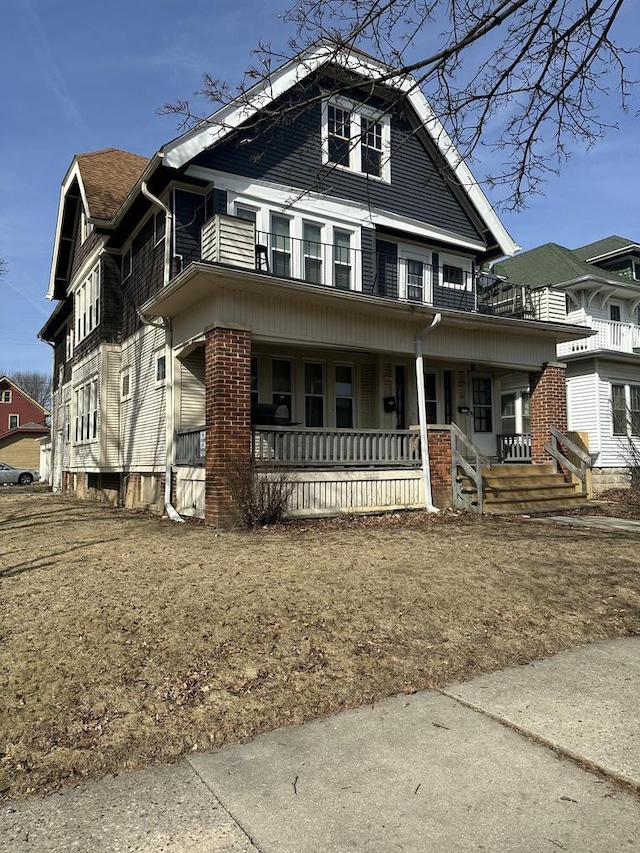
[557,318,640,357]
[252,426,421,467]
[497,433,531,462]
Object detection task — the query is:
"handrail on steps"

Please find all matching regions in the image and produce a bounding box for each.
[450,422,489,513]
[544,426,592,496]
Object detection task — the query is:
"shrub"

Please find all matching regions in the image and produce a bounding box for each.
[226,460,293,528]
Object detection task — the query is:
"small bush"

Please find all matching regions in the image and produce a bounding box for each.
[226,460,293,528]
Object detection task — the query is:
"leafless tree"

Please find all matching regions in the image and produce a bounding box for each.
[0,258,6,278]
[161,0,636,209]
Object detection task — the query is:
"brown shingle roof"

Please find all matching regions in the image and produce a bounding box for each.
[75,148,149,220]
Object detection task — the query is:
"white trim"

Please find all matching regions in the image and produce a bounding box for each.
[321,95,391,182]
[189,166,487,253]
[162,43,518,257]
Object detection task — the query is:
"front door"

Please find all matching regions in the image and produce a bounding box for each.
[471,375,496,456]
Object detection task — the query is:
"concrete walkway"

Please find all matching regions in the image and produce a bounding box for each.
[2,637,639,852]
[536,514,640,533]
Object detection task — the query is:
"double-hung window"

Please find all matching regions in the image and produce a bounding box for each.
[303,223,323,284]
[75,265,100,344]
[334,230,352,290]
[361,118,383,178]
[0,390,11,404]
[324,98,391,181]
[407,260,425,302]
[305,363,324,427]
[271,215,291,278]
[327,104,352,168]
[75,378,98,442]
[272,359,293,417]
[613,383,640,436]
[335,365,354,428]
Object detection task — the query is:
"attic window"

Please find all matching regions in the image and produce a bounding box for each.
[322,97,390,182]
[1,390,12,403]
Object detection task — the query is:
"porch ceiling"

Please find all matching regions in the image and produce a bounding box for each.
[141,262,592,346]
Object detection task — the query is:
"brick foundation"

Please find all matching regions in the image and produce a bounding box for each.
[529,361,567,464]
[427,427,453,508]
[204,326,252,528]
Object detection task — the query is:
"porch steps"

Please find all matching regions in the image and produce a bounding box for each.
[458,463,593,515]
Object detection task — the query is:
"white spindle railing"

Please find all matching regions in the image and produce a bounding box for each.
[252,426,420,467]
[558,319,640,356]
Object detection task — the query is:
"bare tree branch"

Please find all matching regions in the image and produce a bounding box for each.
[159,0,638,210]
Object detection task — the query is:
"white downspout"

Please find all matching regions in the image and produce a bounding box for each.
[141,181,184,523]
[416,313,442,512]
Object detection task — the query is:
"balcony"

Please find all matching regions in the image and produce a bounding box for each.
[557,319,640,357]
[196,214,533,318]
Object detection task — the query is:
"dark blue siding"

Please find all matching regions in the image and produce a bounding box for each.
[361,227,375,294]
[174,189,207,267]
[194,79,482,243]
[433,285,475,312]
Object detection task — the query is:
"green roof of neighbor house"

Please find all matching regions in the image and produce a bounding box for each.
[494,236,639,287]
[573,235,637,262]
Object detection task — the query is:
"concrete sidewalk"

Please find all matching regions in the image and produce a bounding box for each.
[2,637,639,852]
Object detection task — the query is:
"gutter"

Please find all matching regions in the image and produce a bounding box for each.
[140,182,184,523]
[415,313,442,512]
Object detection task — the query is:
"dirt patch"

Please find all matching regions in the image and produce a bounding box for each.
[1,491,639,800]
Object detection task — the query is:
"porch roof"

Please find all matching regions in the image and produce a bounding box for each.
[140,261,593,346]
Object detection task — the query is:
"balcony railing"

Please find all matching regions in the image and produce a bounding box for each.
[253,426,420,467]
[557,319,640,356]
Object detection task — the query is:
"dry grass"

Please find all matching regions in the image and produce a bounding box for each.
[1,490,639,800]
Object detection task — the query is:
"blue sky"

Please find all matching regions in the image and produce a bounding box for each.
[1,0,639,375]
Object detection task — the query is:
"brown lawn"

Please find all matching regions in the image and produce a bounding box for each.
[1,489,639,800]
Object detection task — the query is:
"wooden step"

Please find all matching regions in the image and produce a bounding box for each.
[479,463,555,477]
[485,498,593,515]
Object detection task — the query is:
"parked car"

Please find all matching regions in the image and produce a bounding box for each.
[0,462,40,485]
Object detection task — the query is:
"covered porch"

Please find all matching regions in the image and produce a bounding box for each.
[140,261,586,525]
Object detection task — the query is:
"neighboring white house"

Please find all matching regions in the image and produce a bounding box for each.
[40,44,588,524]
[495,237,640,491]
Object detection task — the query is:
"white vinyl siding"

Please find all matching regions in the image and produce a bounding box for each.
[179,350,206,430]
[119,326,166,471]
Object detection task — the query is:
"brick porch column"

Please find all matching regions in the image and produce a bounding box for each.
[529,361,567,465]
[427,426,453,508]
[204,326,252,527]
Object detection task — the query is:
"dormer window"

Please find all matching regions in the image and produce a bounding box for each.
[322,98,391,182]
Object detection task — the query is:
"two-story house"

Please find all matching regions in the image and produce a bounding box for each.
[495,237,640,491]
[0,376,49,470]
[40,44,589,524]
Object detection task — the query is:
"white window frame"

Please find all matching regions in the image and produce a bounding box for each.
[0,390,11,404]
[121,368,132,402]
[8,414,19,430]
[155,352,167,386]
[321,96,391,183]
[440,253,473,291]
[74,377,99,443]
[611,382,640,437]
[74,263,100,345]
[398,246,433,304]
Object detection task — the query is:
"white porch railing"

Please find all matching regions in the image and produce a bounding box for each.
[558,319,640,356]
[497,433,531,462]
[252,426,420,467]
